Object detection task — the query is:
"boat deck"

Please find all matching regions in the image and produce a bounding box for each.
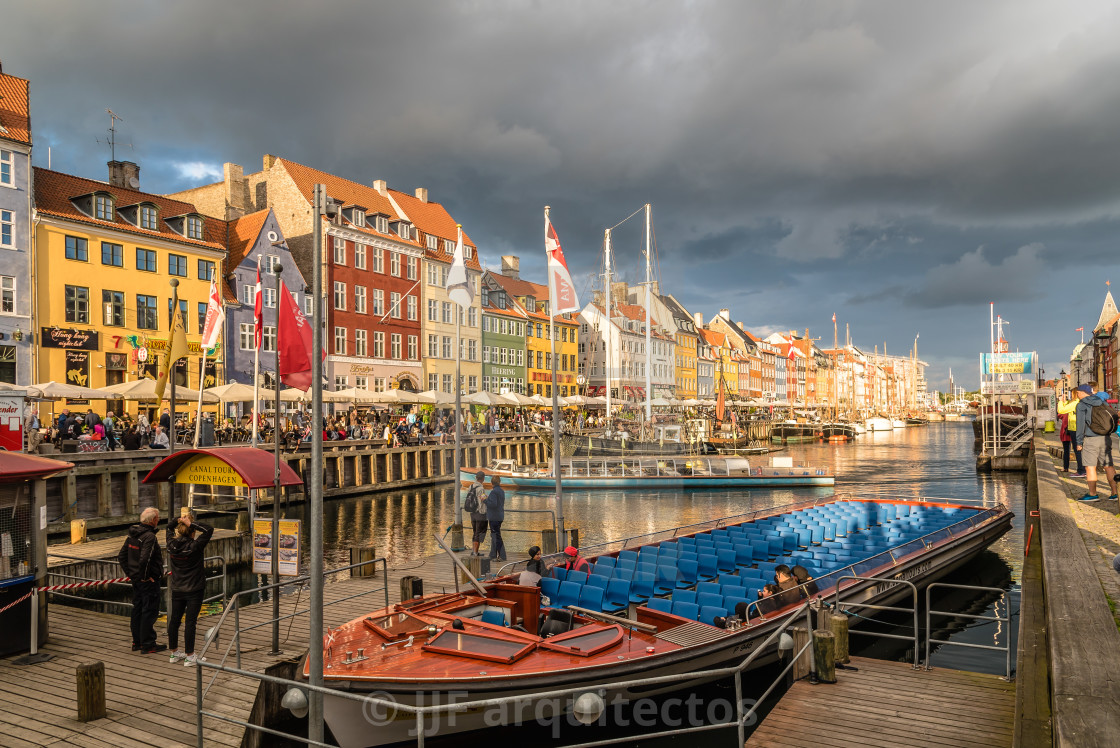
[746,655,1015,747]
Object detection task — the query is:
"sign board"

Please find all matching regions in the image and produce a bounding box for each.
[252,519,300,576]
[65,350,90,387]
[980,380,1037,395]
[0,392,25,452]
[40,327,99,350]
[137,347,148,363]
[981,352,1034,376]
[173,455,249,487]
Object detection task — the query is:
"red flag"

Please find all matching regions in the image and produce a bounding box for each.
[832,313,836,323]
[545,212,580,314]
[278,280,313,391]
[253,257,263,349]
[1076,327,1084,332]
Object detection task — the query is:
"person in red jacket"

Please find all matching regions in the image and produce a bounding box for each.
[560,546,590,574]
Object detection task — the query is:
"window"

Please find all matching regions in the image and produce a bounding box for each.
[428,335,439,358]
[397,222,410,240]
[0,276,14,314]
[442,302,452,324]
[483,346,490,364]
[239,322,255,351]
[407,256,417,280]
[355,375,368,390]
[426,234,437,250]
[444,239,454,253]
[0,209,10,248]
[186,216,204,240]
[263,287,276,308]
[334,326,347,355]
[390,292,401,318]
[101,242,123,267]
[376,216,389,233]
[374,377,386,392]
[355,286,367,314]
[517,349,524,366]
[198,259,215,280]
[197,302,207,334]
[428,373,439,391]
[334,282,347,310]
[334,238,346,265]
[468,340,476,361]
[95,195,114,221]
[304,294,314,317]
[374,332,385,358]
[137,294,158,329]
[334,376,348,390]
[499,347,507,365]
[65,285,89,323]
[134,204,158,231]
[442,373,453,393]
[373,247,383,273]
[373,289,384,316]
[0,150,10,187]
[427,264,439,286]
[468,307,477,328]
[168,298,187,320]
[481,316,489,333]
[168,253,187,277]
[483,375,491,392]
[407,295,417,321]
[442,336,452,358]
[390,252,401,276]
[241,283,256,306]
[262,254,280,273]
[65,235,88,261]
[355,329,367,357]
[391,333,402,360]
[464,244,473,259]
[428,299,438,321]
[468,375,478,392]
[355,244,367,269]
[408,335,417,360]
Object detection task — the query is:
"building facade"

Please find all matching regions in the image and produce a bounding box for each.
[480,276,528,394]
[0,65,32,384]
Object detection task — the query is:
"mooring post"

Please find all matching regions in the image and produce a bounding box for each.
[831,612,850,664]
[76,661,106,722]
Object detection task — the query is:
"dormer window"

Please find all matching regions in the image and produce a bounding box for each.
[342,205,367,228]
[443,239,454,254]
[139,205,158,231]
[354,209,365,227]
[525,298,535,313]
[426,234,438,250]
[95,194,114,221]
[396,222,411,240]
[376,216,389,233]
[186,215,204,240]
[464,245,473,259]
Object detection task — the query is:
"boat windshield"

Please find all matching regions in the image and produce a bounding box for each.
[539,625,623,657]
[423,630,535,664]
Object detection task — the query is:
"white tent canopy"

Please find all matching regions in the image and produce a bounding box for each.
[204,382,257,401]
[416,389,456,405]
[463,391,507,406]
[101,379,218,403]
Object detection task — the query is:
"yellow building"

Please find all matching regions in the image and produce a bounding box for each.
[674,329,698,399]
[700,329,738,396]
[489,259,579,397]
[34,164,226,408]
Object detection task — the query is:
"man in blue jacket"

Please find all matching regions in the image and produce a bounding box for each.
[484,475,506,561]
[1074,384,1118,502]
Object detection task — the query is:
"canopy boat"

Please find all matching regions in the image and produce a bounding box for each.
[301,495,1012,747]
[539,422,718,458]
[462,456,835,489]
[770,420,819,442]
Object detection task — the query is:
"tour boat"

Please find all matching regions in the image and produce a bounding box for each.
[460,456,835,489]
[297,495,1012,747]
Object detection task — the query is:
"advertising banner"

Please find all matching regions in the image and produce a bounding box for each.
[981,352,1034,376]
[252,518,301,576]
[980,380,1037,395]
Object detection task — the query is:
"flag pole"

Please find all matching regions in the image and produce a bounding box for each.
[252,257,262,448]
[547,207,565,547]
[452,226,465,549]
[307,185,327,742]
[192,349,208,447]
[269,262,283,655]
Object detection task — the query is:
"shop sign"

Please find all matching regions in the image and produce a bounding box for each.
[65,350,90,387]
[350,364,377,374]
[106,352,128,371]
[41,327,99,350]
[252,519,301,576]
[174,455,249,487]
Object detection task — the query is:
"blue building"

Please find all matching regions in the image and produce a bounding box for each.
[0,65,32,384]
[223,209,310,401]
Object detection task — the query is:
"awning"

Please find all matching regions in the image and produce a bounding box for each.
[142,447,302,489]
[0,452,75,484]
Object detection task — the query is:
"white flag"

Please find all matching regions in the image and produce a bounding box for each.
[545,211,579,314]
[200,278,225,350]
[446,224,474,310]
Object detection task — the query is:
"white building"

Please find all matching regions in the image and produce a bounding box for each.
[579,301,675,403]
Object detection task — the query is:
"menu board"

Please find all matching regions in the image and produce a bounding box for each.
[252,518,301,576]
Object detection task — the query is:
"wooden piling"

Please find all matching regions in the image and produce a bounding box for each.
[75,661,106,722]
[831,612,850,664]
[813,630,836,683]
[350,547,378,577]
[790,626,811,680]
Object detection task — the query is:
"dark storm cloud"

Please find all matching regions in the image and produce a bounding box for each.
[4,0,1120,390]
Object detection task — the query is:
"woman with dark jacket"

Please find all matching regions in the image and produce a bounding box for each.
[166,514,214,666]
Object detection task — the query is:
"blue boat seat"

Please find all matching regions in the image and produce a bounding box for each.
[591,562,615,579]
[718,573,743,587]
[716,548,738,573]
[671,601,700,620]
[553,567,568,582]
[579,584,605,611]
[697,582,723,597]
[541,577,560,601]
[697,553,719,581]
[700,605,728,626]
[697,592,723,610]
[629,572,655,603]
[567,570,588,586]
[647,598,673,614]
[597,556,616,568]
[618,550,639,565]
[586,574,610,589]
[724,595,751,615]
[602,579,630,614]
[672,590,698,606]
[556,581,582,609]
[653,565,678,595]
[480,609,507,626]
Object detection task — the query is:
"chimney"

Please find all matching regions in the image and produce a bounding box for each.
[372,179,387,194]
[223,163,249,219]
[263,154,278,171]
[108,160,140,189]
[501,255,520,279]
[719,308,730,321]
[693,312,703,328]
[612,281,629,306]
[650,280,660,297]
[414,187,428,203]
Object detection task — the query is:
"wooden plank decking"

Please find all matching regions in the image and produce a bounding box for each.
[746,656,1015,748]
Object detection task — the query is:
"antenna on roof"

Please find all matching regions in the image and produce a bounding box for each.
[95,109,132,162]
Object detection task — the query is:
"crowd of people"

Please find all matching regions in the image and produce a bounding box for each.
[1057,382,1120,503]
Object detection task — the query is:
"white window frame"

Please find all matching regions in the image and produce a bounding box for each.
[355,285,367,314]
[444,239,454,253]
[139,205,158,231]
[391,333,402,360]
[407,256,418,280]
[390,292,401,319]
[373,289,384,316]
[442,336,452,359]
[428,335,439,358]
[428,373,439,391]
[390,252,401,277]
[355,244,367,269]
[355,375,368,390]
[355,329,367,357]
[334,326,347,355]
[0,209,12,248]
[426,234,437,250]
[0,150,12,187]
[262,287,277,308]
[186,215,204,240]
[428,299,438,321]
[374,331,385,358]
[408,335,418,360]
[407,295,417,321]
[239,322,255,351]
[0,276,15,314]
[94,195,114,221]
[334,237,347,265]
[373,247,384,273]
[333,281,347,311]
[376,216,388,233]
[261,325,276,352]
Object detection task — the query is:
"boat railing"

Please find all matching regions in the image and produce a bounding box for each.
[830,576,922,669]
[193,599,819,748]
[830,489,1008,510]
[924,582,1016,680]
[194,555,389,699]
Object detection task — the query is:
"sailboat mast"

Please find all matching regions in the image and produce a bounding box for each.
[644,203,652,422]
[604,228,613,427]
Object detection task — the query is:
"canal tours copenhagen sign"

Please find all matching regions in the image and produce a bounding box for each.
[981,352,1035,376]
[173,455,249,487]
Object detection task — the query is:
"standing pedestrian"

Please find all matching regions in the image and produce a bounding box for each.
[103,410,117,451]
[24,407,41,453]
[166,513,214,666]
[1058,410,1083,474]
[117,507,166,653]
[1058,396,1085,476]
[464,471,488,556]
[484,475,506,561]
[1074,384,1119,502]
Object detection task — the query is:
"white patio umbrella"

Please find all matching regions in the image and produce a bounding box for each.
[498,392,535,406]
[649,396,673,407]
[368,388,424,405]
[463,391,507,406]
[332,387,380,404]
[699,399,718,407]
[204,382,257,401]
[583,396,607,407]
[680,398,701,407]
[416,389,456,405]
[100,378,218,403]
[564,394,591,406]
[528,394,552,407]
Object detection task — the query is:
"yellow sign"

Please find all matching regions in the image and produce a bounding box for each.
[252,519,301,576]
[173,455,248,487]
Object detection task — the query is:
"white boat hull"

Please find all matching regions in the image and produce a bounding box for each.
[865,418,893,432]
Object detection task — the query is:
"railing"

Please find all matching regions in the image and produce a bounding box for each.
[831,576,920,668]
[196,556,389,698]
[925,583,1015,680]
[984,419,1033,456]
[194,600,817,748]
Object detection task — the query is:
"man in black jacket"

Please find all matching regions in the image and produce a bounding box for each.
[117,507,166,653]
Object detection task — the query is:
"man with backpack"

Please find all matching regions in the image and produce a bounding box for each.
[1073,384,1119,502]
[464,470,489,556]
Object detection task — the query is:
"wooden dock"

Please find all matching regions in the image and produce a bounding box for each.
[0,547,507,748]
[746,656,1015,748]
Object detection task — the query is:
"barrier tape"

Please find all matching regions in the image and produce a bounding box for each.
[0,591,33,615]
[38,575,134,592]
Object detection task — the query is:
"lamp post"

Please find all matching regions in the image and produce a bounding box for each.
[267,262,283,655]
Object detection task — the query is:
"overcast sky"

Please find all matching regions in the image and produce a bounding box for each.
[6,1,1120,391]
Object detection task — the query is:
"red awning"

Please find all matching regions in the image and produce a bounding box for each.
[141,447,303,489]
[0,452,75,484]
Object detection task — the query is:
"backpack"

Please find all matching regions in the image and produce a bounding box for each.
[1089,402,1118,436]
[463,484,481,514]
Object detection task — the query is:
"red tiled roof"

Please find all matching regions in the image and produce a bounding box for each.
[222,209,272,303]
[489,271,547,301]
[699,329,726,347]
[390,189,480,269]
[615,304,648,323]
[0,72,31,146]
[33,167,226,251]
